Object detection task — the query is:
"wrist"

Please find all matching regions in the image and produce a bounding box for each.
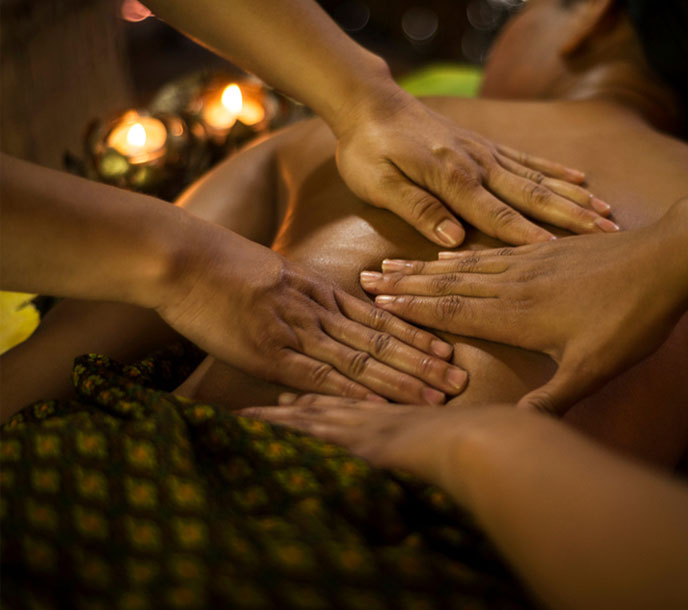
[133,205,216,313]
[323,52,407,138]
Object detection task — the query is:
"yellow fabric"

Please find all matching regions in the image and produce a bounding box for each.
[0,292,39,355]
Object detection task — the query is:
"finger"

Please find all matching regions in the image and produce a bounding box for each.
[436,244,541,261]
[516,364,586,416]
[319,313,468,397]
[372,172,466,247]
[279,392,384,406]
[487,167,619,236]
[360,270,498,298]
[277,350,381,401]
[278,392,412,413]
[239,407,348,439]
[540,178,611,216]
[335,290,454,359]
[298,330,450,405]
[447,186,555,245]
[374,294,508,341]
[380,253,511,275]
[496,157,612,216]
[496,144,586,184]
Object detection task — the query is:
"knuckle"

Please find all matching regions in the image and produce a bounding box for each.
[309,363,335,388]
[430,273,459,294]
[409,194,441,222]
[416,354,437,378]
[527,170,545,184]
[529,391,558,414]
[489,205,521,230]
[369,332,394,358]
[523,183,552,209]
[347,351,371,378]
[368,306,391,330]
[447,165,480,192]
[496,247,514,257]
[456,253,480,273]
[435,295,463,321]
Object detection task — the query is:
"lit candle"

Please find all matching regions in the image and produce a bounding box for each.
[107,111,167,163]
[201,84,242,134]
[237,97,266,126]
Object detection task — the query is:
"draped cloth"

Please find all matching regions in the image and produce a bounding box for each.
[1,344,532,609]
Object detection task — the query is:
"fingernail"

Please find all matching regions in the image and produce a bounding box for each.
[437,251,463,260]
[375,295,396,306]
[534,231,555,243]
[595,217,620,232]
[279,392,297,405]
[447,369,468,392]
[360,271,382,284]
[590,197,611,215]
[431,340,453,358]
[381,259,409,272]
[435,220,464,247]
[566,169,586,183]
[422,388,445,405]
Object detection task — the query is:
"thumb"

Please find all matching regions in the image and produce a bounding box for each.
[517,363,588,416]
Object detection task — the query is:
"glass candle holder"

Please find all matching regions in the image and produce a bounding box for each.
[86,109,205,197]
[186,76,281,147]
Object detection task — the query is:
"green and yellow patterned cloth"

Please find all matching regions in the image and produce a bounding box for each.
[1,344,532,609]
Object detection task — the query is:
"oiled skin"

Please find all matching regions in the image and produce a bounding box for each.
[176,96,688,466]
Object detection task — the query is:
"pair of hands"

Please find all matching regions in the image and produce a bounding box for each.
[240,393,472,494]
[158,90,615,405]
[157,227,467,405]
[360,199,688,413]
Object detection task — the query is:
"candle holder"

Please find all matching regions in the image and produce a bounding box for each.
[85,109,210,199]
[150,71,302,154]
[81,71,309,201]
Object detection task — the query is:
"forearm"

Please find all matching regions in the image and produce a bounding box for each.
[144,0,398,133]
[1,154,208,308]
[438,407,688,610]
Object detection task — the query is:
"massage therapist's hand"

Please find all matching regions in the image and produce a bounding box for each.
[334,88,617,248]
[359,198,688,414]
[156,224,467,405]
[143,1,611,247]
[241,393,475,491]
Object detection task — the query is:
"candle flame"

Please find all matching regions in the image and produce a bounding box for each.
[221,84,243,114]
[127,123,147,148]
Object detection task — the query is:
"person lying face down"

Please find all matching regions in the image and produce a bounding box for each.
[6,0,688,466]
[172,0,688,466]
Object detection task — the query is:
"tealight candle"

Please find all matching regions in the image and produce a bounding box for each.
[200,83,244,138]
[107,111,167,164]
[87,109,199,196]
[237,96,266,126]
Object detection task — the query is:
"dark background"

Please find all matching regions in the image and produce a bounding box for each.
[124,0,524,102]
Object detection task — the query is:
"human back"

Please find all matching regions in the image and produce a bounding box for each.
[180,93,688,466]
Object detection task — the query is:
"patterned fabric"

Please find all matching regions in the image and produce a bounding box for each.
[1,344,533,610]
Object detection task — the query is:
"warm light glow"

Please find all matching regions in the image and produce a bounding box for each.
[126,123,147,148]
[107,112,167,162]
[221,84,243,114]
[238,99,265,126]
